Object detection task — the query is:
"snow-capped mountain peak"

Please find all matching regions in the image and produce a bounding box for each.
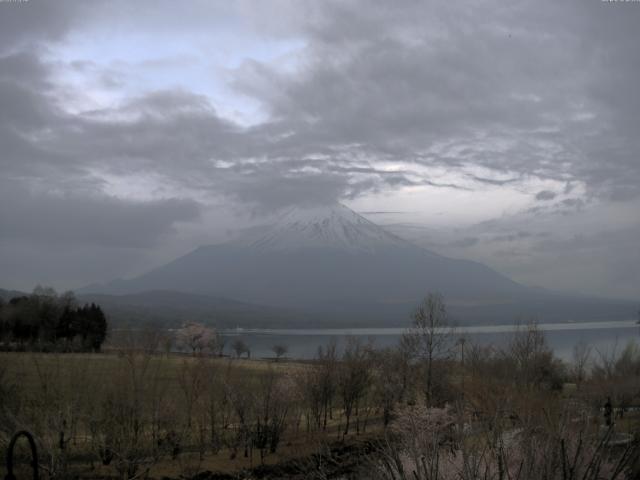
[240,203,410,252]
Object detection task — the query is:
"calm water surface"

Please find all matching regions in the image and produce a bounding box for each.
[221,321,640,361]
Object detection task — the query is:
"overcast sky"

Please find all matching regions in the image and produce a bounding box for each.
[0,0,638,299]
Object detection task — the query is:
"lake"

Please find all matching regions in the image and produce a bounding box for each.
[220,320,640,361]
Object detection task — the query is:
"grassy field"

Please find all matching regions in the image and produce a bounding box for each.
[0,350,383,479]
[1,351,306,389]
[4,325,640,480]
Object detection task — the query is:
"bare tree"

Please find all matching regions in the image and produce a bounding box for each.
[571,340,592,384]
[295,341,337,434]
[223,365,255,460]
[177,357,207,429]
[317,340,338,430]
[200,359,226,453]
[251,368,293,462]
[338,337,372,436]
[232,338,249,359]
[507,320,564,390]
[405,292,453,405]
[372,348,412,427]
[272,344,288,361]
[593,339,620,381]
[296,367,323,432]
[25,353,95,478]
[209,332,225,357]
[90,349,167,480]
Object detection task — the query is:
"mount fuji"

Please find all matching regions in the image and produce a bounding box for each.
[82,203,635,326]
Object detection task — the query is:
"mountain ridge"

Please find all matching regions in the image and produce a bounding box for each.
[78,203,636,326]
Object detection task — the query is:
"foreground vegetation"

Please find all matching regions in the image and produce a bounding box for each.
[1,293,640,479]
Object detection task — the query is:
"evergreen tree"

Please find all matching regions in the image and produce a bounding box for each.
[0,289,108,352]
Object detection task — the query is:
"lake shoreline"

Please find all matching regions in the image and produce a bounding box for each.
[221,319,639,336]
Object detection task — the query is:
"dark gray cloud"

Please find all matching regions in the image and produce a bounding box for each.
[234,0,640,202]
[398,202,640,298]
[0,180,201,248]
[450,237,479,248]
[528,225,640,297]
[4,0,640,207]
[0,0,638,296]
[535,190,557,201]
[0,0,85,51]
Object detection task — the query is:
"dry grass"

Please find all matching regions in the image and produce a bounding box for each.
[0,351,381,479]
